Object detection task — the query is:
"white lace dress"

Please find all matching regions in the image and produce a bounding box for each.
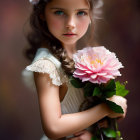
[22,48,85,140]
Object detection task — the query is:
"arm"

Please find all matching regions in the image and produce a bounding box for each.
[67,130,93,140]
[34,72,111,139]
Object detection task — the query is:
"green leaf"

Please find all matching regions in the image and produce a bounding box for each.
[105,100,124,113]
[104,90,116,98]
[116,81,129,97]
[116,131,121,137]
[70,76,84,88]
[101,128,117,138]
[93,87,102,96]
[91,136,99,140]
[105,80,116,91]
[102,80,116,98]
[84,82,95,97]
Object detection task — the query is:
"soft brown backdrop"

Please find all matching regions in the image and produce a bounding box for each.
[0,0,139,140]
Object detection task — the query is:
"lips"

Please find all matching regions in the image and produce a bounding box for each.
[63,32,76,36]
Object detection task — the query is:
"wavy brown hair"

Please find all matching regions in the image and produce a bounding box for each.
[25,0,98,76]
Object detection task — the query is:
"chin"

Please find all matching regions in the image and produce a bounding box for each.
[61,39,79,46]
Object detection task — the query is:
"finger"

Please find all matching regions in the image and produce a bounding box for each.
[67,137,79,140]
[74,130,86,136]
[98,120,108,128]
[117,114,125,122]
[117,117,124,122]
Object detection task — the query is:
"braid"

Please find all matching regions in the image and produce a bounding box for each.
[47,45,75,76]
[59,50,75,76]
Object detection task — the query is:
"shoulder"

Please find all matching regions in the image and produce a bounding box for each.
[25,48,68,86]
[31,48,61,69]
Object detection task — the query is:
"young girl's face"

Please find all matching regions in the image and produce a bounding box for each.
[44,0,91,47]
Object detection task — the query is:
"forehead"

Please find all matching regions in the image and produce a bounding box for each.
[47,0,90,10]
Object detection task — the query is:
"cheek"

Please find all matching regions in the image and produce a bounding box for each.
[77,19,90,34]
[47,17,63,30]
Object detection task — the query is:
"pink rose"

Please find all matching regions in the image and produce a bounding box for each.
[73,46,124,84]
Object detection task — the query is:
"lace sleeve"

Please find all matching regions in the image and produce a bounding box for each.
[25,59,63,86]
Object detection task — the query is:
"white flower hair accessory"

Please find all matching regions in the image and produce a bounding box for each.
[29,0,40,5]
[29,0,48,5]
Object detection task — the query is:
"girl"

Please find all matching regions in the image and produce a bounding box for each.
[23,0,127,139]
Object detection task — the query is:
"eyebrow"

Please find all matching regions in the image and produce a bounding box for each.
[50,8,89,11]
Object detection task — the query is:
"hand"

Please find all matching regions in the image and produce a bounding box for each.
[67,130,92,140]
[107,95,127,119]
[98,119,108,128]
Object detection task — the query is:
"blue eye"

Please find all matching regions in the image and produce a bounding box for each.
[77,11,87,16]
[54,11,64,16]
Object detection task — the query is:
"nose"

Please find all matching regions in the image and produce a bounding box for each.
[66,15,76,30]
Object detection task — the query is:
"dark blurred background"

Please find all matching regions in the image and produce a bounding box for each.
[0,0,139,140]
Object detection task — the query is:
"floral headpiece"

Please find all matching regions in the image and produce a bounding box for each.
[29,0,40,5]
[29,0,49,5]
